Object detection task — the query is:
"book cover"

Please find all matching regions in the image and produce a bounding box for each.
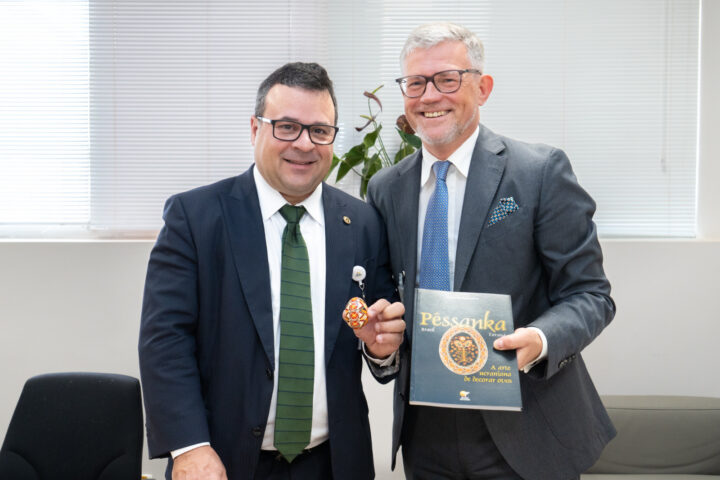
[409,288,522,411]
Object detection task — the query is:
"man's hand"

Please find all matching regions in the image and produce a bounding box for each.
[172,445,227,480]
[493,327,542,370]
[354,299,405,359]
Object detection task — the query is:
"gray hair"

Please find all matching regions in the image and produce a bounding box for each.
[400,22,485,74]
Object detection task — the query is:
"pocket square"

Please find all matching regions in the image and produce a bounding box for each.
[488,197,519,226]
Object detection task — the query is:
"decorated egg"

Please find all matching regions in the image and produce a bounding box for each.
[343,297,368,329]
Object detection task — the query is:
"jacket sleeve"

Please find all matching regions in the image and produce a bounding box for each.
[362,201,403,384]
[526,148,616,380]
[138,195,211,458]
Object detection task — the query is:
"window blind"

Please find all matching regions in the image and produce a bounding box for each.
[0,1,89,232]
[0,0,699,237]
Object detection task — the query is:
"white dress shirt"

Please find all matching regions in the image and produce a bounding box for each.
[171,167,329,458]
[416,125,547,373]
[253,166,329,450]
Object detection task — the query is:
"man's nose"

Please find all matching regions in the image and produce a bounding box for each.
[420,80,444,102]
[292,127,315,151]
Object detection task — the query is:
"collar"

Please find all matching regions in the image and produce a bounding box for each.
[253,165,325,226]
[420,123,480,186]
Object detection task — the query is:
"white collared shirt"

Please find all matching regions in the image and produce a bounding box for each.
[253,166,329,450]
[416,126,479,290]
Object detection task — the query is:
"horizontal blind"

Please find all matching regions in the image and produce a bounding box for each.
[364,0,699,237]
[89,1,330,233]
[0,0,699,237]
[0,1,89,231]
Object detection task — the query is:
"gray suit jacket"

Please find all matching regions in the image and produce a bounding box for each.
[366,124,616,480]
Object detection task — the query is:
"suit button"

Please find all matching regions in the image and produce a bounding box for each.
[399,392,406,401]
[252,427,263,437]
[266,368,273,379]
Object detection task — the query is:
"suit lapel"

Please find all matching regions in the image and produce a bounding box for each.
[219,168,275,367]
[454,125,507,289]
[390,152,422,335]
[391,152,422,288]
[322,186,355,365]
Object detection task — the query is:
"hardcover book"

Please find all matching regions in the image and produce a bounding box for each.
[409,288,522,411]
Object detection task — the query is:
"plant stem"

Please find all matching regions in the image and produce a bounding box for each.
[367,98,392,168]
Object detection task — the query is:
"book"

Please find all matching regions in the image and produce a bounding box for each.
[409,288,522,411]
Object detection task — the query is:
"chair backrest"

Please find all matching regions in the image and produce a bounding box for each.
[0,372,143,480]
[586,395,720,475]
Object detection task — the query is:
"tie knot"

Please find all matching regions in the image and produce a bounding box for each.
[280,204,306,225]
[433,161,450,182]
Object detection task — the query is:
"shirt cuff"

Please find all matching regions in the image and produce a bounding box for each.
[171,442,210,459]
[361,342,398,367]
[521,327,548,373]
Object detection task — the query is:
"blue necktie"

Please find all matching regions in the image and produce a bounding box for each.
[419,161,451,291]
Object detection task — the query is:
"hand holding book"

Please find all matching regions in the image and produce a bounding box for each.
[493,327,543,371]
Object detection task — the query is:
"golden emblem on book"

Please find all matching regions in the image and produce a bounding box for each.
[439,325,488,375]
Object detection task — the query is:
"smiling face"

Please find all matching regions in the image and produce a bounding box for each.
[251,84,335,204]
[402,41,493,160]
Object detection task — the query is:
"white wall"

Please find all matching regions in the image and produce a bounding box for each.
[1,3,718,479]
[1,239,718,479]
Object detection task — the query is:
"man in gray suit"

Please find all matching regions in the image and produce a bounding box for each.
[367,22,616,480]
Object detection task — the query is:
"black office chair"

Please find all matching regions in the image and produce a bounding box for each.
[0,372,143,480]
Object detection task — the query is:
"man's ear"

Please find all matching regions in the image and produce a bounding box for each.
[250,116,259,146]
[477,74,494,106]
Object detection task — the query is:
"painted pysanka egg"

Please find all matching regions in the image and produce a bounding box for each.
[343,297,368,329]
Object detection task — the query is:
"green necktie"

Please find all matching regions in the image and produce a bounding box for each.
[274,204,314,462]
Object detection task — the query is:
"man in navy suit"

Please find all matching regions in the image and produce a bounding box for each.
[139,62,405,480]
[367,23,616,479]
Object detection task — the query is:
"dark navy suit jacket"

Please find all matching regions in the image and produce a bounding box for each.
[139,166,396,479]
[367,124,616,480]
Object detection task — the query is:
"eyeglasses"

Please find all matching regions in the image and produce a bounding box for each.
[256,116,339,145]
[395,69,481,98]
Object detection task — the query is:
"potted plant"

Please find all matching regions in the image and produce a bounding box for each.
[329,85,421,198]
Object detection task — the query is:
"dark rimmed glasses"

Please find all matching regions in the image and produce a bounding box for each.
[256,116,339,145]
[395,69,481,98]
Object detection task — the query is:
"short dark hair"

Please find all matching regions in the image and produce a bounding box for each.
[255,62,338,124]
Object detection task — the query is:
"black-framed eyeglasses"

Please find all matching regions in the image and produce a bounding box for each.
[256,116,339,145]
[395,69,481,98]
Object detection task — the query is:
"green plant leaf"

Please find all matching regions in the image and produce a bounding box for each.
[360,153,382,199]
[335,144,367,181]
[335,159,352,182]
[407,134,422,149]
[394,144,416,164]
[326,153,342,181]
[397,128,422,148]
[362,124,382,149]
[344,144,367,166]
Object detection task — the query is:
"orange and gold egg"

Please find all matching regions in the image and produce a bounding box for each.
[343,297,368,329]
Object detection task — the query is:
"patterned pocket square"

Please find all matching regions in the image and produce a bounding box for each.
[488,197,519,226]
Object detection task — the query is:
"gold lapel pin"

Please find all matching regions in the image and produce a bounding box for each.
[343,216,351,224]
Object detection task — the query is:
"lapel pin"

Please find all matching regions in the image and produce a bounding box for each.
[343,216,351,224]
